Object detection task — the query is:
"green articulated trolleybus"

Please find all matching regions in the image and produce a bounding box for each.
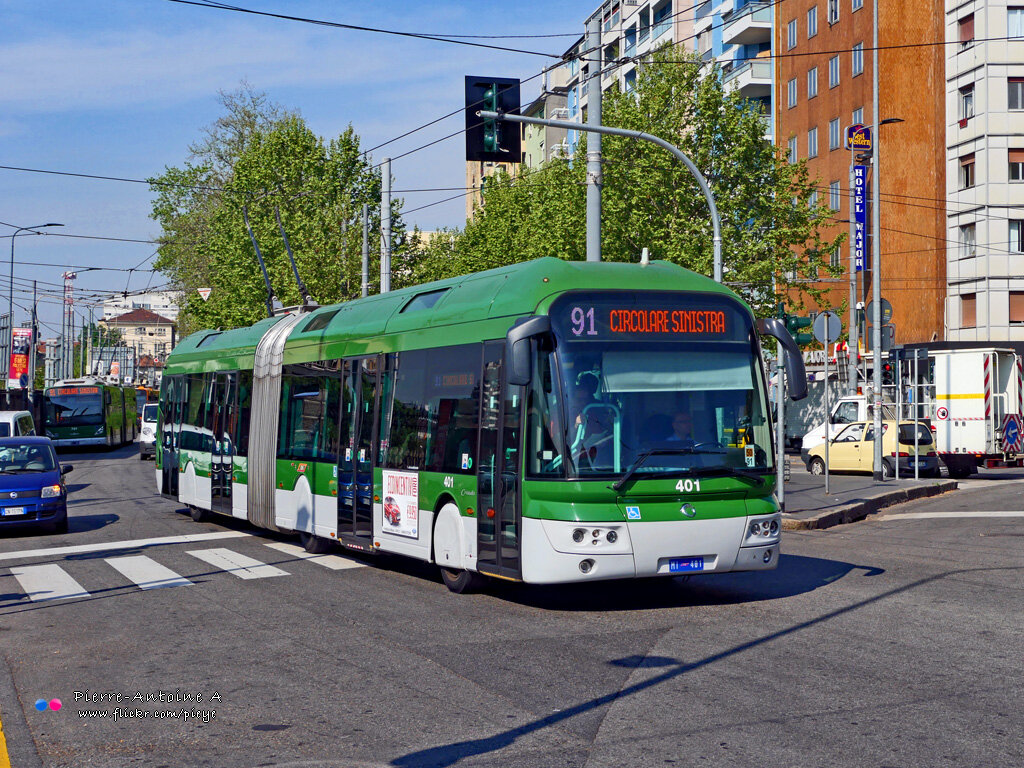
[43,378,139,448]
[156,258,806,592]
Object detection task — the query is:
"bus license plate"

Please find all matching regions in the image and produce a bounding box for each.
[669,557,704,573]
[1,507,25,517]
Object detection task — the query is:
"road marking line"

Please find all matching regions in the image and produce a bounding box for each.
[0,531,250,563]
[186,548,289,579]
[263,541,366,571]
[9,564,90,602]
[882,511,1024,521]
[105,555,193,590]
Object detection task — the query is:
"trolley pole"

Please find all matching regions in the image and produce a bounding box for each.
[585,14,602,263]
[479,111,723,282]
[380,157,391,293]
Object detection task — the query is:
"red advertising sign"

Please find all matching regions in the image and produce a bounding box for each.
[8,327,32,388]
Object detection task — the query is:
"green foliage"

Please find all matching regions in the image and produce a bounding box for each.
[414,46,842,315]
[150,85,409,334]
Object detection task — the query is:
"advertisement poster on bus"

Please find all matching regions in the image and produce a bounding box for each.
[381,469,419,539]
[8,327,32,388]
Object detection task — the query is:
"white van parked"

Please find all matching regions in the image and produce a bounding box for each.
[0,411,36,438]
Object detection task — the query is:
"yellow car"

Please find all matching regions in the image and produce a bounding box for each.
[804,420,940,479]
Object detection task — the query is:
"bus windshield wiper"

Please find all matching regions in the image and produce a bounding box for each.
[611,447,718,491]
[679,465,769,483]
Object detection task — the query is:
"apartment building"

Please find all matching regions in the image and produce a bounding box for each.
[775,0,946,345]
[100,308,176,359]
[102,291,180,323]
[945,2,1024,341]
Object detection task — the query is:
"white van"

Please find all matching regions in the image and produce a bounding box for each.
[0,411,36,438]
[138,402,158,460]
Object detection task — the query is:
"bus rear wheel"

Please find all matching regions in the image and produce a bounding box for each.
[299,531,333,554]
[440,567,484,594]
[189,505,210,522]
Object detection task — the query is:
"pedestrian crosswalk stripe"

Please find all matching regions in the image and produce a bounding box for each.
[0,530,250,564]
[105,555,193,590]
[9,564,89,602]
[881,510,1024,521]
[262,541,366,571]
[186,548,289,579]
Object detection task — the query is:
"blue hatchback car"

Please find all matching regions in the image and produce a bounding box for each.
[0,436,73,535]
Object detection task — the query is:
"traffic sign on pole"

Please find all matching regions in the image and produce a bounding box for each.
[813,311,842,345]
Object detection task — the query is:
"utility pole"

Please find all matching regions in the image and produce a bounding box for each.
[585,13,602,263]
[28,281,37,401]
[361,203,369,298]
[848,160,858,394]
[870,0,883,480]
[380,158,391,293]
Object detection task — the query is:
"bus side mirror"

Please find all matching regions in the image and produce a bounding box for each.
[506,315,551,386]
[757,317,808,401]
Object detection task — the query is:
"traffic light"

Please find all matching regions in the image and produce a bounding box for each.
[465,76,522,163]
[785,314,813,346]
[881,361,894,385]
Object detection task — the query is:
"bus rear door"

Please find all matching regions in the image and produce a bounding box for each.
[210,372,236,516]
[476,341,522,580]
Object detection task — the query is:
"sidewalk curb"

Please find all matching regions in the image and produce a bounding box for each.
[781,480,960,530]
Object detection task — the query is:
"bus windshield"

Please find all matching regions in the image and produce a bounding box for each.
[43,390,105,426]
[528,292,772,481]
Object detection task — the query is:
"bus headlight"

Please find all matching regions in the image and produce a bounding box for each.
[94,426,105,436]
[744,515,781,546]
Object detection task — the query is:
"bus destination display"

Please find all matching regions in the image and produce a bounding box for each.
[48,387,100,396]
[553,293,743,342]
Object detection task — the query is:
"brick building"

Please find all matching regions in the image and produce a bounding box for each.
[775,0,946,345]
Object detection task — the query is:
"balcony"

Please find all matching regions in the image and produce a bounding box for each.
[722,59,772,99]
[722,3,773,47]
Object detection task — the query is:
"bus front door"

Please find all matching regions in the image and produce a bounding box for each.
[210,372,236,516]
[476,342,522,580]
[336,357,379,546]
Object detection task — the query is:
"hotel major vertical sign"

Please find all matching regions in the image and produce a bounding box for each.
[852,164,867,272]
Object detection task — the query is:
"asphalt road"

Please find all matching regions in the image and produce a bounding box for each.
[1,445,1022,768]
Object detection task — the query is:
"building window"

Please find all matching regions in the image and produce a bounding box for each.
[787,18,798,50]
[135,326,146,335]
[829,55,840,88]
[808,6,818,38]
[959,153,975,189]
[959,223,976,259]
[828,0,839,24]
[808,67,818,98]
[958,14,974,50]
[853,106,864,126]
[852,42,864,76]
[639,6,650,42]
[852,0,863,10]
[788,78,798,108]
[1010,149,1024,181]
[1010,7,1024,38]
[808,127,819,158]
[809,190,819,207]
[1010,79,1024,110]
[829,180,841,210]
[1011,292,1024,324]
[962,294,977,328]
[788,136,798,164]
[959,85,975,121]
[1010,220,1024,252]
[829,118,841,150]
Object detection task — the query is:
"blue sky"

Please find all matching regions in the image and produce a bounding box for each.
[0,0,591,336]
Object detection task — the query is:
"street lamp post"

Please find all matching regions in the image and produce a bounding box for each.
[8,223,62,385]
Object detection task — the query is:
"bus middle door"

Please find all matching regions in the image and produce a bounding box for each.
[211,372,236,516]
[336,357,380,546]
[476,341,522,580]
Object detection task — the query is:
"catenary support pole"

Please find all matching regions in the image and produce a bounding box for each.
[480,111,723,282]
[585,14,602,263]
[361,204,369,298]
[380,158,391,293]
[871,0,883,480]
[776,340,785,510]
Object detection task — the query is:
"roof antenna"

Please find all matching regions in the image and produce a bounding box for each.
[242,202,277,318]
[274,206,318,312]
[640,247,650,266]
